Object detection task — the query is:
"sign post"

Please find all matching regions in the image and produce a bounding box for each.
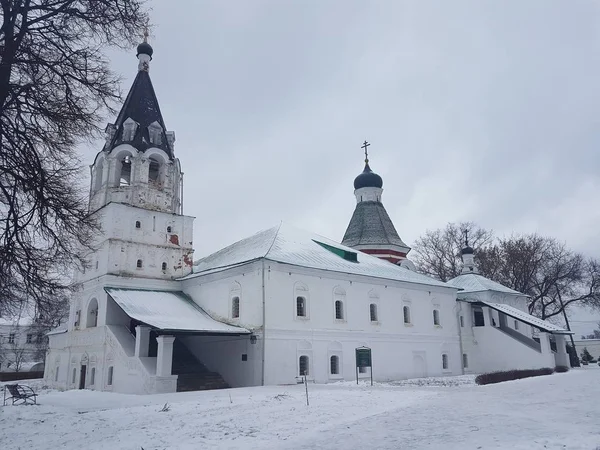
[355,346,373,386]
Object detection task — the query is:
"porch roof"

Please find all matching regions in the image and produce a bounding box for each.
[477,300,573,335]
[105,288,250,334]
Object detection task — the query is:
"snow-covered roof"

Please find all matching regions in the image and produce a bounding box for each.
[446,273,524,296]
[105,288,249,334]
[479,301,573,335]
[189,223,453,289]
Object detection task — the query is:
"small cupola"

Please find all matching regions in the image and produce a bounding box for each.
[461,231,479,274]
[136,41,153,59]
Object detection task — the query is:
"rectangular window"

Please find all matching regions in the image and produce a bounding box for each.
[296,297,306,317]
[299,356,309,376]
[369,304,378,322]
[72,367,77,384]
[232,297,240,319]
[433,309,440,326]
[460,316,464,327]
[473,308,485,327]
[442,354,449,370]
[335,300,344,320]
[90,367,96,385]
[26,334,33,343]
[8,333,15,344]
[403,306,411,324]
[462,354,468,369]
[55,367,59,382]
[107,366,114,385]
[514,320,519,330]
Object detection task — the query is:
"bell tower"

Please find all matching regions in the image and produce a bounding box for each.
[81,37,194,283]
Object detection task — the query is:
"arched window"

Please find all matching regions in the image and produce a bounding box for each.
[135,221,141,229]
[161,262,167,271]
[72,367,77,384]
[403,306,411,324]
[166,226,172,233]
[335,300,344,320]
[107,366,114,385]
[90,367,96,385]
[462,354,468,369]
[296,296,306,317]
[136,259,143,269]
[94,159,104,191]
[55,367,59,382]
[442,354,448,370]
[299,356,309,376]
[86,298,98,328]
[148,157,160,184]
[330,355,339,375]
[119,155,132,186]
[232,296,240,319]
[369,303,378,322]
[433,309,440,326]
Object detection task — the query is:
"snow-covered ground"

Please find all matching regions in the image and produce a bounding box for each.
[1,367,599,450]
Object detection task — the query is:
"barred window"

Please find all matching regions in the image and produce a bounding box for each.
[299,355,309,376]
[335,300,344,320]
[232,297,240,319]
[296,297,306,317]
[369,303,378,322]
[330,355,340,375]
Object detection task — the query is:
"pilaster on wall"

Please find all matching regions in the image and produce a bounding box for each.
[156,335,176,377]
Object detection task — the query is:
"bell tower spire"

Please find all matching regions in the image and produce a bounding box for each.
[342,141,411,264]
[461,230,478,274]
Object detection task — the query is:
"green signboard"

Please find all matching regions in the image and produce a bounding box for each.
[355,348,372,367]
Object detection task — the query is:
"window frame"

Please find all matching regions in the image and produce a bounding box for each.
[403,305,412,325]
[433,309,441,326]
[298,355,310,376]
[107,366,114,386]
[462,353,469,369]
[442,353,449,371]
[334,300,344,321]
[369,303,378,323]
[296,296,307,318]
[231,296,240,319]
[329,355,340,376]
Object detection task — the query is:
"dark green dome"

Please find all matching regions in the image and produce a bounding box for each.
[137,42,153,58]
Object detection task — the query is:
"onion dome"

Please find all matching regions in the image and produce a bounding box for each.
[354,163,383,190]
[461,245,474,255]
[137,41,153,59]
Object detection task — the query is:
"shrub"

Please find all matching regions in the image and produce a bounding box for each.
[475,367,554,385]
[555,365,570,373]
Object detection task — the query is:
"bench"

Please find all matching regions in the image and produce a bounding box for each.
[2,384,37,406]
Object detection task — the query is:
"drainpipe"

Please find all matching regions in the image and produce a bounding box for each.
[456,301,465,375]
[261,259,266,386]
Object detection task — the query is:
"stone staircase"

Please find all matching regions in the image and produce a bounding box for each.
[172,339,230,392]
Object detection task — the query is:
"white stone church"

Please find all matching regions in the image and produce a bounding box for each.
[44,40,572,395]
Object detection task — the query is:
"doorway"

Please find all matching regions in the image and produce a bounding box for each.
[79,365,87,389]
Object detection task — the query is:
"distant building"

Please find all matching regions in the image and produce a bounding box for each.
[0,311,47,373]
[45,37,573,395]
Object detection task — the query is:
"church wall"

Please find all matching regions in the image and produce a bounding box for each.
[262,262,462,385]
[181,262,265,329]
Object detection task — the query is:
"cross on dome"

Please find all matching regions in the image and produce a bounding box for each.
[361,140,370,164]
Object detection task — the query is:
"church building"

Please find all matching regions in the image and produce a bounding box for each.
[44,39,572,395]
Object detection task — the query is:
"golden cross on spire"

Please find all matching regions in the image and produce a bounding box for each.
[361,140,371,164]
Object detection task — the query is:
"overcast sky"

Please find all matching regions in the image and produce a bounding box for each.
[83,0,600,335]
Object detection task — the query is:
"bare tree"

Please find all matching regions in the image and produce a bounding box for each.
[413,223,600,320]
[582,322,600,340]
[412,222,495,282]
[0,0,149,317]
